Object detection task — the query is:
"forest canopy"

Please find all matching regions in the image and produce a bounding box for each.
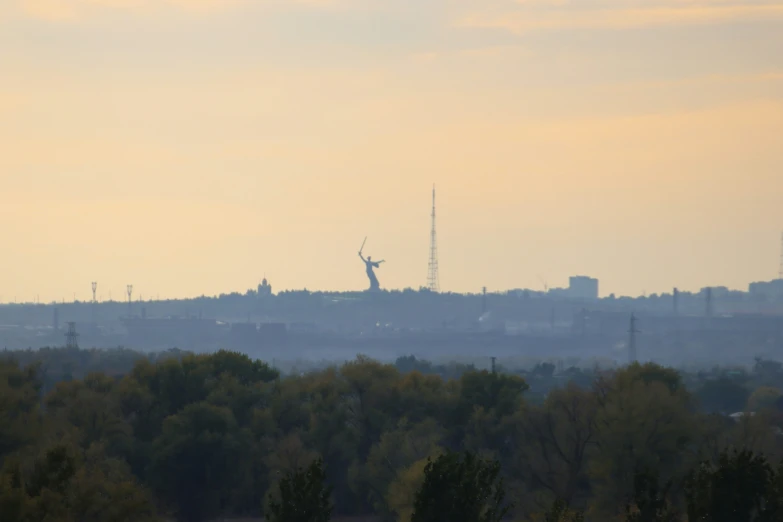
[2,347,783,522]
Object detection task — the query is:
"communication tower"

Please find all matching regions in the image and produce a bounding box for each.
[127,284,133,317]
[91,282,98,323]
[427,185,440,292]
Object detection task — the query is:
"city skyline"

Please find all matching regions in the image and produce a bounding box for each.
[1,0,782,300]
[0,269,778,305]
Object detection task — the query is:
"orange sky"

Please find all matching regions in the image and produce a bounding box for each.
[1,0,782,301]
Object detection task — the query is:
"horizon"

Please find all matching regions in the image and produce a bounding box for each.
[2,0,782,301]
[0,275,776,306]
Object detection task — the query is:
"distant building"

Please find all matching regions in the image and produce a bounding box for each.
[700,286,730,298]
[749,279,783,300]
[258,277,272,297]
[568,276,599,300]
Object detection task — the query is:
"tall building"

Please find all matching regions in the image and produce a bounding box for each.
[568,276,599,300]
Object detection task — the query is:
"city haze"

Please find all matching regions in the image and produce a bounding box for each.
[1,0,782,301]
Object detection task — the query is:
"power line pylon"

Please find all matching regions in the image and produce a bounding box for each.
[427,185,440,292]
[127,284,133,318]
[65,322,79,349]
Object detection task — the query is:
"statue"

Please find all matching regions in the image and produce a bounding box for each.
[358,237,385,291]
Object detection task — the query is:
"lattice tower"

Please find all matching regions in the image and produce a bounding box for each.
[427,185,440,292]
[65,322,79,349]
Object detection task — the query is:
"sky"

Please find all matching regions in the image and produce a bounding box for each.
[1,0,782,302]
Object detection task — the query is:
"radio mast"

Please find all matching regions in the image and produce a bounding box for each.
[427,185,440,292]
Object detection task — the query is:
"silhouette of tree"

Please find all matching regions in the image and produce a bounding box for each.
[685,448,782,522]
[625,468,678,522]
[265,458,333,522]
[544,498,584,522]
[411,451,511,522]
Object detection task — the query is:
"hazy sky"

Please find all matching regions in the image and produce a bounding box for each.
[1,0,782,302]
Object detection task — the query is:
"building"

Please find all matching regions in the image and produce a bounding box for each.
[568,276,599,300]
[258,277,272,297]
[749,279,783,300]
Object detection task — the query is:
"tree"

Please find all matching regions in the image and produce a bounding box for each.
[0,442,158,522]
[625,468,678,522]
[696,376,750,414]
[265,457,333,522]
[590,364,696,514]
[411,451,512,522]
[386,458,430,522]
[520,383,598,505]
[0,360,42,458]
[748,387,783,412]
[544,498,584,522]
[148,402,247,522]
[450,371,529,453]
[44,373,133,457]
[359,418,444,517]
[685,448,780,522]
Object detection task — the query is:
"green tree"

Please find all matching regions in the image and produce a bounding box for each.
[0,442,158,522]
[148,402,247,522]
[624,468,678,522]
[0,360,42,458]
[544,498,584,522]
[685,448,780,522]
[359,418,444,517]
[44,373,133,457]
[411,451,512,522]
[590,364,696,514]
[748,387,783,412]
[265,457,333,522]
[696,376,750,414]
[451,371,529,454]
[520,383,598,505]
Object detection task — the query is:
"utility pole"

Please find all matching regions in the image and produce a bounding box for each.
[628,313,640,363]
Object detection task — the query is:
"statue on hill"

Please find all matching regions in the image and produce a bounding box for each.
[358,237,385,292]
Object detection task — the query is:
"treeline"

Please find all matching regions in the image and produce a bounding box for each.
[6,346,783,411]
[3,348,783,522]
